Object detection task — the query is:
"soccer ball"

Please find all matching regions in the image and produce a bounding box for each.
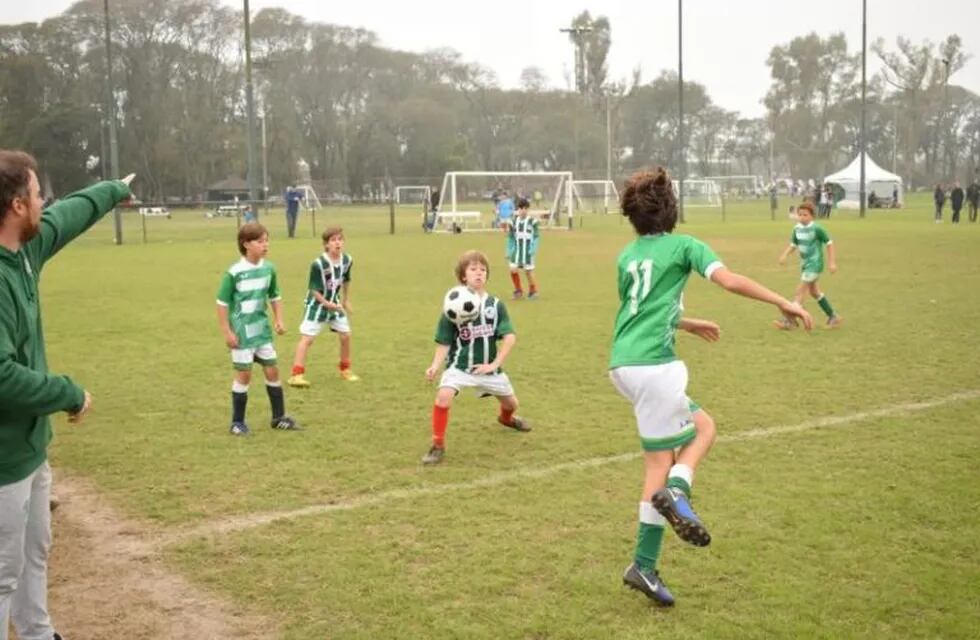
[443,286,481,325]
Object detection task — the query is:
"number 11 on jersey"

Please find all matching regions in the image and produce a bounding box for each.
[626,259,653,315]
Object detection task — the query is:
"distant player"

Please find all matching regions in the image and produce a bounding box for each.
[421,250,530,465]
[496,190,514,229]
[506,197,540,299]
[610,167,811,606]
[775,201,842,329]
[288,227,359,386]
[216,222,299,435]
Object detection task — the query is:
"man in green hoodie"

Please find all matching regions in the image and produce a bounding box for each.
[0,149,132,640]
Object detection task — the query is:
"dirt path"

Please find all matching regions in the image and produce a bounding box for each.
[47,472,279,640]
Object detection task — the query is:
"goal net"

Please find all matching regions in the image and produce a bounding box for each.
[702,175,766,200]
[571,180,620,214]
[672,179,722,208]
[435,171,574,231]
[394,185,432,206]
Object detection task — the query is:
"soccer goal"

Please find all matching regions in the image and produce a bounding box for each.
[571,180,620,214]
[297,184,322,210]
[702,175,766,200]
[435,171,575,231]
[394,185,432,206]
[672,179,722,208]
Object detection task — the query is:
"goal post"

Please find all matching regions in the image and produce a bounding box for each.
[571,179,620,213]
[435,171,575,231]
[394,185,432,206]
[672,179,722,208]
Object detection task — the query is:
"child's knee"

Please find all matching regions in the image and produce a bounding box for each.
[499,395,519,412]
[235,370,252,384]
[339,332,351,343]
[435,388,455,407]
[264,366,280,381]
[694,411,717,444]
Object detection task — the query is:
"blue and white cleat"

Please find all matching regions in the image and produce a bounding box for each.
[229,421,251,436]
[622,562,675,606]
[651,487,711,547]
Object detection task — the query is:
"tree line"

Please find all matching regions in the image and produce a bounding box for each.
[1,0,976,200]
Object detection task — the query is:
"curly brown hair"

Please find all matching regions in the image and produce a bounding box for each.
[797,201,815,217]
[620,167,677,235]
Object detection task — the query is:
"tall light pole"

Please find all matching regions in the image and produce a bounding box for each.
[941,56,951,179]
[859,0,867,218]
[678,0,685,223]
[243,0,259,215]
[103,0,122,243]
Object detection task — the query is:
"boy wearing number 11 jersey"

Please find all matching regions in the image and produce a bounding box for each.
[610,168,812,606]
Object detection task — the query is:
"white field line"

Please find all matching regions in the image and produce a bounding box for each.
[163,389,980,545]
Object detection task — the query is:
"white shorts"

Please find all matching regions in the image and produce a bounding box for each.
[231,343,278,370]
[509,261,535,271]
[299,316,351,337]
[800,271,821,283]
[609,361,696,451]
[439,367,515,398]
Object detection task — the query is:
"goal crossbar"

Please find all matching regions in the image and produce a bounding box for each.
[436,171,575,231]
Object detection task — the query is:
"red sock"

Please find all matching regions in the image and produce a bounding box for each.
[432,405,449,447]
[291,365,304,376]
[510,272,522,291]
[339,360,351,371]
[500,407,514,424]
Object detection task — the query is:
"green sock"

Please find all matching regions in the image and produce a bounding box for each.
[817,295,835,318]
[634,502,666,570]
[666,476,691,498]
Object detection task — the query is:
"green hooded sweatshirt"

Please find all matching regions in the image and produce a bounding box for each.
[0,179,131,486]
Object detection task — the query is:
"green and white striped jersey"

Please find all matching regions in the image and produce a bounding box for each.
[610,234,723,368]
[508,215,539,266]
[216,258,281,349]
[301,252,352,323]
[790,222,832,274]
[435,294,514,372]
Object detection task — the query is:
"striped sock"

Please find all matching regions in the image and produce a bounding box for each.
[666,463,693,498]
[634,501,667,570]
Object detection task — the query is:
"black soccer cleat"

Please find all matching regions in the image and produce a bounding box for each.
[497,415,532,432]
[270,415,302,431]
[622,562,675,606]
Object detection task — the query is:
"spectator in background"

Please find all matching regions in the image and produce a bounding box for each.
[966,180,979,223]
[868,190,878,209]
[496,190,514,230]
[768,182,778,217]
[933,184,946,223]
[285,185,303,238]
[950,182,964,224]
[892,185,899,208]
[424,188,440,233]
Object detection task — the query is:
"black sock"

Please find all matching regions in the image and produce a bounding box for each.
[267,384,285,419]
[232,391,248,423]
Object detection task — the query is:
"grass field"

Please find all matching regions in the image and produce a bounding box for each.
[44,193,980,638]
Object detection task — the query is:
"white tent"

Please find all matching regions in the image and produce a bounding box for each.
[824,153,903,209]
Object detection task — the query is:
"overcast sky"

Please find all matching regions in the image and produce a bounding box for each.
[4,0,979,117]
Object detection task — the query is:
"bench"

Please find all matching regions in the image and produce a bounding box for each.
[210,204,246,218]
[138,206,170,217]
[435,210,482,230]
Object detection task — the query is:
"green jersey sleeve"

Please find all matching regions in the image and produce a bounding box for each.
[307,261,324,293]
[435,314,456,345]
[344,257,353,282]
[495,301,514,337]
[790,228,799,246]
[815,225,831,244]
[268,266,281,301]
[216,271,235,305]
[685,237,723,278]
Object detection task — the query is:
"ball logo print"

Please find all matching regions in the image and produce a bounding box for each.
[443,286,480,326]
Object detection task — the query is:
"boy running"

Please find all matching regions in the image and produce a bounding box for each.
[775,201,842,329]
[506,197,540,299]
[422,250,530,465]
[216,223,299,435]
[288,227,359,386]
[611,167,811,606]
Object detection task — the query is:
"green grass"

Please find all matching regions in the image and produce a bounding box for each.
[45,192,980,637]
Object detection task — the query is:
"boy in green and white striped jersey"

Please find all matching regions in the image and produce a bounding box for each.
[216,223,299,436]
[288,227,359,387]
[506,197,540,299]
[421,250,531,465]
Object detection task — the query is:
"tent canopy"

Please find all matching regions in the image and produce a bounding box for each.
[824,153,903,208]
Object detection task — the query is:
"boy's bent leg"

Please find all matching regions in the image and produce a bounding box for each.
[623,447,676,606]
[423,386,457,464]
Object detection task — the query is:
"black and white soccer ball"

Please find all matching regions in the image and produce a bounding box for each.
[443,285,481,326]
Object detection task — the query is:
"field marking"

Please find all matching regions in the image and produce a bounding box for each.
[163,389,980,545]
